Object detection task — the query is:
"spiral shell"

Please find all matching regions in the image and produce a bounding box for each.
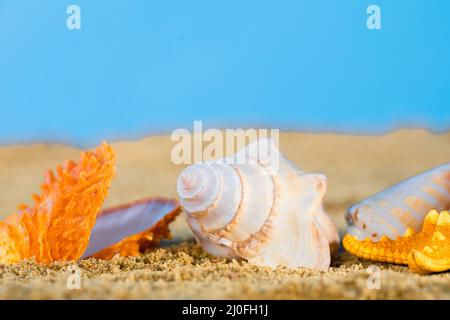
[346,162,450,242]
[177,138,339,270]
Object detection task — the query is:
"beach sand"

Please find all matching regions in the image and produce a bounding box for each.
[0,129,449,299]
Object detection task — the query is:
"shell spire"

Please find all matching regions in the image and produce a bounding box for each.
[177,138,339,270]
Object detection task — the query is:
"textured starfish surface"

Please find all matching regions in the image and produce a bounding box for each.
[343,209,450,274]
[0,143,116,264]
[91,200,181,260]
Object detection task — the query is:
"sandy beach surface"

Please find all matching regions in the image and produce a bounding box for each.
[0,129,449,299]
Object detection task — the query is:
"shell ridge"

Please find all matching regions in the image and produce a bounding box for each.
[417,184,448,208]
[230,160,279,258]
[425,180,450,204]
[207,161,274,242]
[386,197,421,231]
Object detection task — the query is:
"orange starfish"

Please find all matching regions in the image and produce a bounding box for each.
[343,209,450,274]
[0,143,116,264]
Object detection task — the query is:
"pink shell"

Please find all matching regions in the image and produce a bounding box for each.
[82,197,180,258]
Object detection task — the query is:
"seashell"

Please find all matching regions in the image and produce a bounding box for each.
[343,209,450,274]
[0,143,180,264]
[176,138,339,270]
[0,143,116,264]
[83,197,180,259]
[346,163,450,242]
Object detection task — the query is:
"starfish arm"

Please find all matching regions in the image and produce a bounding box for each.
[343,233,413,265]
[406,211,450,274]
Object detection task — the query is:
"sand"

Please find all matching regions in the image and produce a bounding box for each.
[0,129,449,299]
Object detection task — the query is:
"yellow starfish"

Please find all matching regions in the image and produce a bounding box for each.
[343,209,450,274]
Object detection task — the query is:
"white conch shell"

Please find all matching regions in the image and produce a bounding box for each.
[176,138,339,270]
[346,162,450,242]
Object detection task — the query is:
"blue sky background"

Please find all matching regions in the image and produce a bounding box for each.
[0,1,449,146]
